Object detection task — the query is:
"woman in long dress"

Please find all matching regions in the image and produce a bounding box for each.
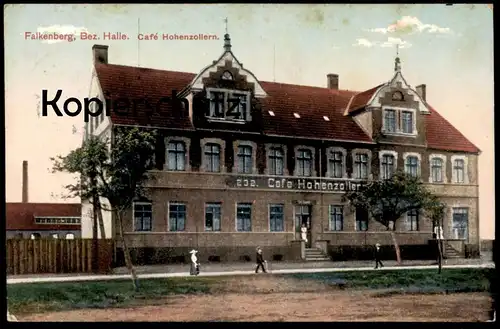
[300,224,308,243]
[189,249,199,276]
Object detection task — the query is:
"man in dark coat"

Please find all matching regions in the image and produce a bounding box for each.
[255,247,267,273]
[374,243,384,269]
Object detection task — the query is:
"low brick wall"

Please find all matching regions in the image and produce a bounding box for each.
[114,244,302,266]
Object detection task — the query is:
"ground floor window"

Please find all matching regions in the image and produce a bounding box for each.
[355,208,368,231]
[30,233,41,240]
[405,209,419,231]
[65,233,75,240]
[169,202,186,232]
[236,203,252,232]
[269,204,284,232]
[329,205,344,231]
[452,207,469,240]
[205,203,221,231]
[133,202,153,232]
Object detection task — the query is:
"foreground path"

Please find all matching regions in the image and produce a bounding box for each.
[7,263,494,285]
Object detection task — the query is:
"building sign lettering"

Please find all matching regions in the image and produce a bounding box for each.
[229,176,364,192]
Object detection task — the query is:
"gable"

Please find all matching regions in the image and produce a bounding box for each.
[190,51,268,98]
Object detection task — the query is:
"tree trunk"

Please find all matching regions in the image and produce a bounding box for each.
[92,195,99,274]
[437,239,443,274]
[116,210,139,291]
[390,231,402,264]
[95,198,106,239]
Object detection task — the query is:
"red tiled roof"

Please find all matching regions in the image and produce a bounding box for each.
[344,84,384,115]
[95,63,480,153]
[6,203,81,231]
[425,107,480,153]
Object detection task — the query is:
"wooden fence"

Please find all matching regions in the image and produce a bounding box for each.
[6,238,114,275]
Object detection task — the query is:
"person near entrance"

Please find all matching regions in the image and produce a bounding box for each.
[189,249,200,276]
[300,223,308,243]
[374,243,384,269]
[255,247,267,273]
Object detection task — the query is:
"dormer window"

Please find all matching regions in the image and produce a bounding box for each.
[392,91,404,101]
[382,107,417,136]
[206,87,251,123]
[221,71,233,80]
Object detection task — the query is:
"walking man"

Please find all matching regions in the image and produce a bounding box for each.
[374,243,384,269]
[255,247,267,273]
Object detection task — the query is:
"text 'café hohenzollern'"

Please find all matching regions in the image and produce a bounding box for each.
[83,33,480,265]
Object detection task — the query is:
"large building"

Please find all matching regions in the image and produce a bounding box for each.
[6,161,81,239]
[83,34,480,264]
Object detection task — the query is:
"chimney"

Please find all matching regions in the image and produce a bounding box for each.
[416,84,427,101]
[327,74,339,90]
[92,44,109,64]
[22,161,28,203]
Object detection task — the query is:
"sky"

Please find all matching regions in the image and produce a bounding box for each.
[4,4,494,239]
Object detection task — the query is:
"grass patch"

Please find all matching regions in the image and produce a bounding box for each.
[286,268,494,294]
[7,277,215,315]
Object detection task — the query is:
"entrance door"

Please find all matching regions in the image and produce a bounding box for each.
[295,204,312,248]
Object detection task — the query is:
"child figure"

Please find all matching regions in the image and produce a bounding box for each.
[300,224,308,243]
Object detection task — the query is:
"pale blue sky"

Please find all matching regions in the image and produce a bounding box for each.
[4,4,494,238]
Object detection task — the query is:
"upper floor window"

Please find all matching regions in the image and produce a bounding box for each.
[431,158,444,183]
[353,153,369,179]
[134,202,152,232]
[328,151,344,178]
[405,156,419,177]
[268,147,284,175]
[221,70,233,80]
[401,111,414,134]
[206,88,251,122]
[296,149,313,177]
[204,143,221,172]
[167,141,186,171]
[237,145,253,174]
[384,109,397,133]
[453,158,465,183]
[380,153,396,180]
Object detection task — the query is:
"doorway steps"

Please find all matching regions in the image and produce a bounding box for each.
[305,248,331,261]
[444,243,463,259]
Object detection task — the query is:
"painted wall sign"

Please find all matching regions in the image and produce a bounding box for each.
[226,176,365,192]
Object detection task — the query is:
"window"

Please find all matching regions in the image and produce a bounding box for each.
[296,149,312,177]
[453,159,465,183]
[269,204,284,232]
[169,203,186,232]
[204,143,221,172]
[236,203,252,232]
[205,203,221,231]
[431,158,443,183]
[221,70,233,80]
[329,151,344,178]
[384,109,397,133]
[401,111,414,134]
[134,202,152,232]
[206,88,251,122]
[65,233,75,240]
[268,147,284,175]
[452,208,469,240]
[353,153,369,179]
[52,233,59,239]
[329,206,344,231]
[406,209,419,231]
[167,141,186,171]
[355,208,368,231]
[237,145,253,174]
[381,154,395,179]
[405,156,419,177]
